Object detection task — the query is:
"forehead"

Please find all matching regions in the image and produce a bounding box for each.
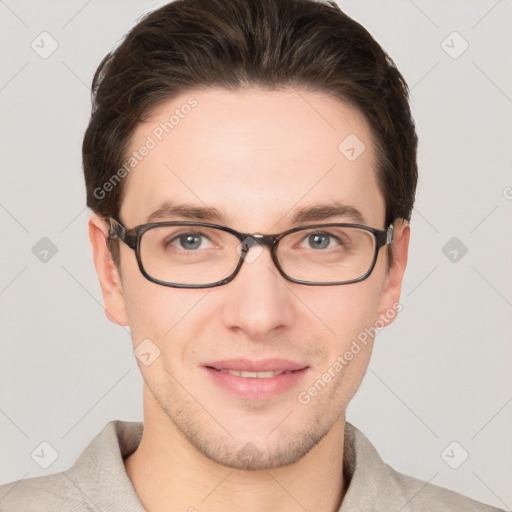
[120,87,385,230]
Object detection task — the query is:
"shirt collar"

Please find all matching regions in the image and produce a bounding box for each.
[340,421,410,510]
[67,419,403,511]
[67,420,145,511]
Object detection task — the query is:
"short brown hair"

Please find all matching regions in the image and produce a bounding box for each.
[82,0,418,266]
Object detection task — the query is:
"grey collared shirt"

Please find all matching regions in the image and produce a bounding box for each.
[0,420,504,511]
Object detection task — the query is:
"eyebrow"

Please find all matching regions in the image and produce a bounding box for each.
[145,200,366,226]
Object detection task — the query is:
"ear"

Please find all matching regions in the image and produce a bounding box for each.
[376,219,410,327]
[88,212,129,326]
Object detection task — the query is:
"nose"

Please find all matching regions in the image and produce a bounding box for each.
[220,242,295,338]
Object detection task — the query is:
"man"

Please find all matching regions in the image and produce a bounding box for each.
[0,0,505,510]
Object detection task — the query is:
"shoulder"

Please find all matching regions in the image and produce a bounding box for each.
[386,465,505,511]
[0,471,89,511]
[343,423,505,512]
[0,420,144,512]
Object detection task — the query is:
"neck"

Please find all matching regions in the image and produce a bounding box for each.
[125,389,347,512]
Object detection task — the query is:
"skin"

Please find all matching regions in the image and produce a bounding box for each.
[89,87,410,512]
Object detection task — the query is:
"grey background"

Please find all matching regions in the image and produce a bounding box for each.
[1,0,511,509]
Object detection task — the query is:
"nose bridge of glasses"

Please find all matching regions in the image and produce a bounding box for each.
[238,233,278,255]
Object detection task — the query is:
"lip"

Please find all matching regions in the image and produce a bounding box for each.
[203,358,307,372]
[203,358,309,400]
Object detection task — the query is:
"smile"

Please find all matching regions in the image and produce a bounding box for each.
[216,369,294,378]
[204,364,309,400]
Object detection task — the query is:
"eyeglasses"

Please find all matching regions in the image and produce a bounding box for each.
[108,218,394,288]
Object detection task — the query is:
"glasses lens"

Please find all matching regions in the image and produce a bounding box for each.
[276,226,377,283]
[139,225,240,286]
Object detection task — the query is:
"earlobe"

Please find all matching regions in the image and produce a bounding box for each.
[376,219,410,326]
[88,212,129,326]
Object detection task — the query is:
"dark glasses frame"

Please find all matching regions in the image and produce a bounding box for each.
[108,217,394,288]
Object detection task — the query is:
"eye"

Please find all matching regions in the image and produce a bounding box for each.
[302,231,342,250]
[168,232,212,251]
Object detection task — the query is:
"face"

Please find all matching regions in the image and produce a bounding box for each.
[89,87,409,470]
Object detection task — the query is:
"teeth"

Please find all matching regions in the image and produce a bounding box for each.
[220,369,288,378]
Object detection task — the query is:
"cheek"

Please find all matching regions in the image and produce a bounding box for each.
[311,280,384,393]
[118,245,200,341]
[121,276,215,377]
[120,265,183,347]
[299,276,383,346]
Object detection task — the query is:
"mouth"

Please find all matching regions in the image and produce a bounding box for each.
[210,368,297,378]
[202,358,309,400]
